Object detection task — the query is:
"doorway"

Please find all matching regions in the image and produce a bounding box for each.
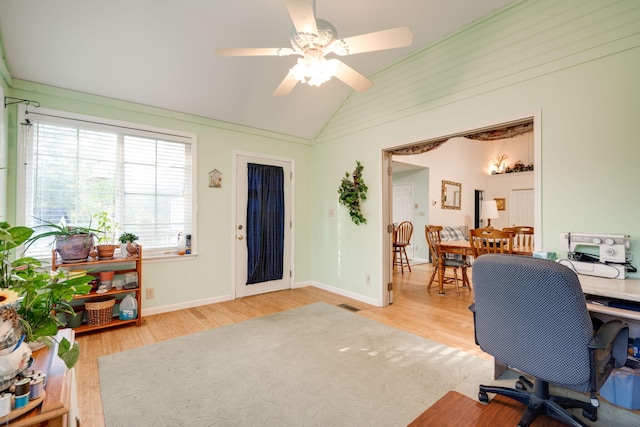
[392,183,414,259]
[509,189,534,226]
[474,190,484,228]
[382,114,541,308]
[234,153,293,298]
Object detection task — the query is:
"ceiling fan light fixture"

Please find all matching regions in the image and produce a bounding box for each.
[291,56,339,86]
[215,0,413,95]
[290,18,337,52]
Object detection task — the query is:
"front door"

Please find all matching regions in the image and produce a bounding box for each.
[235,154,292,298]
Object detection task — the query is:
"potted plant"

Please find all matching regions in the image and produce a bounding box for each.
[118,232,139,257]
[1,222,92,369]
[93,212,119,260]
[30,219,98,263]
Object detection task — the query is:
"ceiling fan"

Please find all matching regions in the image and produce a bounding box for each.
[214,0,413,96]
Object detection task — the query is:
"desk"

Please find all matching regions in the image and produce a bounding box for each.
[579,275,640,321]
[435,240,533,295]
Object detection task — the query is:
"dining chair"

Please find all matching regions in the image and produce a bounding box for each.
[425,225,470,294]
[393,221,413,273]
[469,228,514,258]
[503,226,534,250]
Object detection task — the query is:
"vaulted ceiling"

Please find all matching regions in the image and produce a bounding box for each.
[0,0,515,140]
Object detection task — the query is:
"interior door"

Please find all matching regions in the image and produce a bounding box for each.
[392,183,414,259]
[235,154,292,298]
[509,189,534,226]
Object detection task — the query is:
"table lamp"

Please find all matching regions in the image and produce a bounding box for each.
[482,200,499,228]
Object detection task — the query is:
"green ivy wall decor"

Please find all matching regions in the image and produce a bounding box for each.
[338,161,368,225]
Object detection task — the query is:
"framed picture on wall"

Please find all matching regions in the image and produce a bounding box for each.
[495,198,506,211]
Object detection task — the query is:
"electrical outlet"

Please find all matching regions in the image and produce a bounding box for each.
[146,288,155,299]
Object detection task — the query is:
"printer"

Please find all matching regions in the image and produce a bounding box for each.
[558,232,632,279]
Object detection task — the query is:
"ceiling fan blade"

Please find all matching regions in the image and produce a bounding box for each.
[273,70,299,96]
[285,0,318,36]
[214,47,296,57]
[333,27,413,56]
[330,59,373,92]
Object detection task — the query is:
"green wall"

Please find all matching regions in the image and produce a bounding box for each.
[4,81,314,312]
[3,0,640,310]
[310,0,640,303]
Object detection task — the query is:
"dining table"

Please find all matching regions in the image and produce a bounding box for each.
[435,240,534,295]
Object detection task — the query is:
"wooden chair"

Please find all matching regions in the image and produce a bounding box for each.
[425,225,471,294]
[469,228,514,258]
[503,226,534,250]
[393,221,413,274]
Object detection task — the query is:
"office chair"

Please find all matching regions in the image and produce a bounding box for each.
[471,255,628,427]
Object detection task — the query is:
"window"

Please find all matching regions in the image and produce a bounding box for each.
[19,108,196,259]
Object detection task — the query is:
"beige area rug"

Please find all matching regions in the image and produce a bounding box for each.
[98,302,639,426]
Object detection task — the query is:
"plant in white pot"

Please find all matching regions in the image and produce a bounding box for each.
[118,232,139,258]
[94,212,119,260]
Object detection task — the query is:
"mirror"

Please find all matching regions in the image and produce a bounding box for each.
[442,180,461,210]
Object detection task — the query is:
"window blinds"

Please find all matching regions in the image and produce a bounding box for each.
[23,110,194,258]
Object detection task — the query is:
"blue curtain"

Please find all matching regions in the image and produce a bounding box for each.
[246,163,285,285]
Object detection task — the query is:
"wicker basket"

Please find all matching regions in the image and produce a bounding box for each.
[85,296,116,326]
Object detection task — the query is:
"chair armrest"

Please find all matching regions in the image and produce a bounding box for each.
[588,319,629,391]
[469,303,478,345]
[588,319,627,351]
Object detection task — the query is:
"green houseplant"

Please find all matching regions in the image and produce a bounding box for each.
[118,232,139,258]
[1,222,92,368]
[118,232,139,245]
[338,161,368,225]
[94,211,119,259]
[30,219,98,263]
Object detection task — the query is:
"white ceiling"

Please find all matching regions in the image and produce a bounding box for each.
[0,0,515,140]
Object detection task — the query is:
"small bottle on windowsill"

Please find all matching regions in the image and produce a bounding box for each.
[177,232,186,255]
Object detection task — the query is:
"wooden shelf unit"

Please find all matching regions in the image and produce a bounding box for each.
[51,247,143,333]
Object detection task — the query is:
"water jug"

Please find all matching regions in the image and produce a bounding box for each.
[119,294,138,320]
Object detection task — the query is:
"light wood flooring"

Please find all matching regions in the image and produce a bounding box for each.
[75,262,483,426]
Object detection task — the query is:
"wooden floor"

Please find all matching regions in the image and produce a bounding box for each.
[75,262,484,426]
[408,391,567,427]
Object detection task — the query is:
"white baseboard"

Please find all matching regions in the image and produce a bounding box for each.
[142,294,232,317]
[309,281,382,307]
[292,280,312,289]
[142,280,316,316]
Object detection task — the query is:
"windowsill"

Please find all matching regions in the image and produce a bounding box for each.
[38,251,197,267]
[144,252,197,263]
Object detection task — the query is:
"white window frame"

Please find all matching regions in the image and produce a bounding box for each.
[16,106,198,260]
